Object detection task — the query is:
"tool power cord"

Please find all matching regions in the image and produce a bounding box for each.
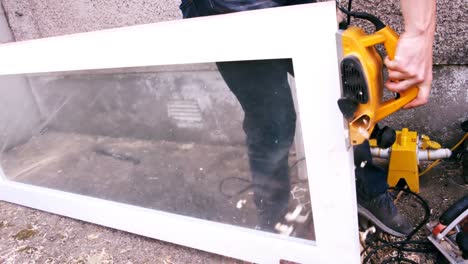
[362,187,436,264]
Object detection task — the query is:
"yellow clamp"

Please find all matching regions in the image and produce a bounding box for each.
[420,134,442,150]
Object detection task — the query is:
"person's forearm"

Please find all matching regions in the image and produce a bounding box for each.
[384,0,436,108]
[400,0,436,37]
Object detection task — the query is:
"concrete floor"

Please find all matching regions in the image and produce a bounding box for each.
[0,200,247,264]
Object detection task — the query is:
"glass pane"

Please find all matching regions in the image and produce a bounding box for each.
[0,60,314,240]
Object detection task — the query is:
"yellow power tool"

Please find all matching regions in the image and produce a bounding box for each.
[336,10,419,147]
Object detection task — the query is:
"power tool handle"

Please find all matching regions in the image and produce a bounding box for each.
[375,86,418,122]
[374,26,419,122]
[379,26,399,60]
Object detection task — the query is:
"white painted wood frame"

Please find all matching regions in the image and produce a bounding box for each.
[0,2,360,263]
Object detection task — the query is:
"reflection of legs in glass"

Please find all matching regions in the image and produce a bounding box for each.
[217,60,296,231]
[180,0,317,236]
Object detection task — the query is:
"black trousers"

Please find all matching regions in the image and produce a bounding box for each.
[217,60,296,229]
[179,0,388,230]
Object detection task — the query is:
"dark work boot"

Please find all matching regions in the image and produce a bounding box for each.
[358,191,412,237]
[354,140,412,237]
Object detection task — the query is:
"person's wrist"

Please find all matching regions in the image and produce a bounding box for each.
[400,30,435,47]
[404,19,435,38]
[402,28,428,38]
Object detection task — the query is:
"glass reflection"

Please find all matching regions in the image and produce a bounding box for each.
[0,60,314,240]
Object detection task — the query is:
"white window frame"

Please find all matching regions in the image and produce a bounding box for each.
[0,2,359,263]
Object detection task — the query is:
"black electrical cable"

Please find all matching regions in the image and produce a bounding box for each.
[335,0,386,30]
[218,176,256,198]
[218,157,306,198]
[346,0,353,25]
[362,187,437,264]
[287,157,306,174]
[381,257,418,264]
[364,240,434,256]
[395,187,431,238]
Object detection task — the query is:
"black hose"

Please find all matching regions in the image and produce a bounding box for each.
[336,0,386,30]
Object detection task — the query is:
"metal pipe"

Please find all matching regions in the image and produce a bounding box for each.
[370,147,452,160]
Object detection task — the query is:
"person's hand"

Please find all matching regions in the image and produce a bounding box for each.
[384,32,433,109]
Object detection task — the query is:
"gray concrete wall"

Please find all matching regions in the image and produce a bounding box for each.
[0,0,181,41]
[0,3,42,151]
[29,69,245,145]
[0,0,466,146]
